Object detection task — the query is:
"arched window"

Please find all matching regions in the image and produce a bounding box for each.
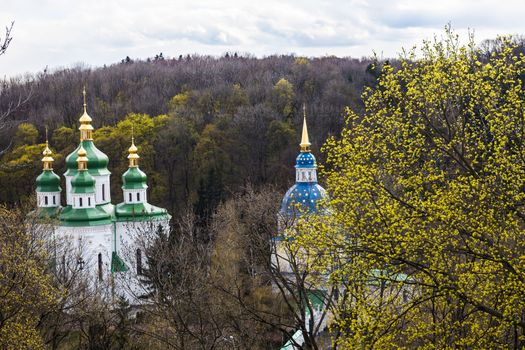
[62,255,66,280]
[137,192,140,201]
[136,249,143,275]
[102,184,105,201]
[88,197,91,206]
[129,193,132,202]
[98,253,103,281]
[79,197,83,207]
[53,195,56,205]
[44,196,48,205]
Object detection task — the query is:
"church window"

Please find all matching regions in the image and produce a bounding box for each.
[98,253,103,281]
[62,255,66,280]
[136,249,143,275]
[44,196,48,205]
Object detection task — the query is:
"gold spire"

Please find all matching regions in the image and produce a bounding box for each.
[79,86,94,141]
[83,86,87,114]
[300,103,311,152]
[128,127,139,167]
[77,145,88,170]
[42,126,54,170]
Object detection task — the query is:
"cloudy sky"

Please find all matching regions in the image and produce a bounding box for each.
[2,0,525,77]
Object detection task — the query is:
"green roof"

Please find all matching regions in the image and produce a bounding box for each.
[59,205,112,226]
[71,170,96,194]
[65,140,110,176]
[111,251,129,273]
[307,290,326,311]
[122,167,148,190]
[98,202,116,219]
[36,170,61,192]
[115,202,170,221]
[367,269,414,286]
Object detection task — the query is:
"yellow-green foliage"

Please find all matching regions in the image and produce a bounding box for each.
[299,30,525,348]
[14,123,39,147]
[168,91,190,111]
[294,57,310,66]
[273,78,295,116]
[93,113,168,202]
[0,139,64,203]
[0,206,60,349]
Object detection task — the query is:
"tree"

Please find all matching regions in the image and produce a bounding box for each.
[155,115,198,214]
[130,215,233,350]
[230,104,275,184]
[210,185,335,350]
[13,122,38,147]
[0,141,62,204]
[0,204,60,350]
[266,119,296,183]
[0,21,32,154]
[300,30,525,348]
[0,21,13,56]
[193,123,232,223]
[272,78,295,117]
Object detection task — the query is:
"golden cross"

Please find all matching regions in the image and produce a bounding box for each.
[82,86,87,112]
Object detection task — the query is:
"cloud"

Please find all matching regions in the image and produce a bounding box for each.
[139,25,242,46]
[2,0,525,77]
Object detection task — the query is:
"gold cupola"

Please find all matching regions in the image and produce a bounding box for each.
[128,129,139,167]
[79,87,94,141]
[300,103,311,152]
[42,128,54,170]
[77,145,88,170]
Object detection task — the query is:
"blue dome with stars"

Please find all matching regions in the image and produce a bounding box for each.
[280,113,327,216]
[280,182,327,216]
[295,152,316,168]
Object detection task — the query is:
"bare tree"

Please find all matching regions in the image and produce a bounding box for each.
[0,21,13,57]
[0,21,32,154]
[117,213,235,350]
[209,185,337,350]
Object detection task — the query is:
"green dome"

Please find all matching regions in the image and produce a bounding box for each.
[122,167,148,190]
[71,171,96,194]
[65,140,110,176]
[36,170,61,192]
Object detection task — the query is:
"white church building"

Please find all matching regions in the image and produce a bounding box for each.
[32,89,170,296]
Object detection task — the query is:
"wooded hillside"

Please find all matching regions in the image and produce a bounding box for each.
[0,54,380,220]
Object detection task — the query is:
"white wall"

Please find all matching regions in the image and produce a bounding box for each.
[65,174,111,205]
[55,224,113,282]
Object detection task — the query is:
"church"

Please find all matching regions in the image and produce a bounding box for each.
[32,90,327,315]
[32,89,170,287]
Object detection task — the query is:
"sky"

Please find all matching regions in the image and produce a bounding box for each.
[2,0,525,78]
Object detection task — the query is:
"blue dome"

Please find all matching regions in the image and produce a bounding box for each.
[296,152,316,168]
[280,182,327,216]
